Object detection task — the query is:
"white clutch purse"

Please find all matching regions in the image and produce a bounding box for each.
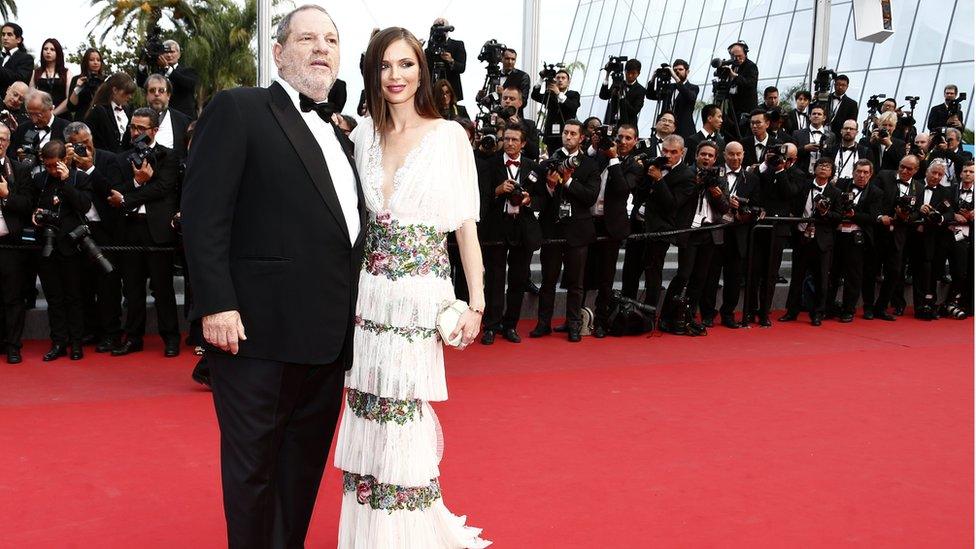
[436,299,468,347]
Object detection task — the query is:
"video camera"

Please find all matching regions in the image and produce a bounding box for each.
[813,67,837,103]
[141,20,173,71]
[947,92,968,117]
[710,58,733,79]
[476,39,507,109]
[646,63,674,101]
[866,94,887,112]
[538,62,565,87]
[710,58,734,101]
[428,23,454,57]
[478,39,505,65]
[592,124,614,151]
[475,112,501,151]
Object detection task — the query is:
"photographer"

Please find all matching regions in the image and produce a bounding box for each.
[907,160,954,319]
[742,109,781,167]
[747,142,801,326]
[529,120,599,343]
[12,90,68,173]
[650,59,697,138]
[826,159,882,322]
[599,58,645,126]
[531,68,580,155]
[0,123,33,363]
[871,155,921,319]
[860,111,904,172]
[779,157,842,326]
[435,79,469,122]
[0,23,33,99]
[586,124,642,337]
[823,119,869,183]
[479,124,540,345]
[84,72,136,153]
[66,48,106,122]
[1,81,29,132]
[424,18,466,101]
[497,86,539,160]
[107,108,180,357]
[63,121,125,352]
[498,49,531,118]
[136,40,199,119]
[784,90,812,134]
[827,74,859,136]
[701,141,758,328]
[659,140,729,336]
[684,103,725,165]
[927,84,964,132]
[145,74,192,160]
[725,42,759,137]
[943,160,974,318]
[942,127,972,181]
[639,134,694,316]
[28,140,93,361]
[792,104,833,175]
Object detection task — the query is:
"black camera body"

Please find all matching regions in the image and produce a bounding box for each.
[34,208,60,258]
[734,195,763,217]
[68,224,113,274]
[604,55,627,75]
[813,67,837,102]
[478,39,505,65]
[126,134,155,167]
[866,94,887,112]
[875,128,890,139]
[837,191,856,213]
[593,124,614,150]
[142,20,173,70]
[894,194,916,218]
[538,62,565,87]
[72,142,88,158]
[765,143,791,168]
[507,181,526,206]
[710,57,733,79]
[813,194,832,213]
[947,92,968,116]
[429,24,455,56]
[696,165,725,188]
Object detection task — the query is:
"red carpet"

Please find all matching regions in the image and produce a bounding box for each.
[0,317,972,547]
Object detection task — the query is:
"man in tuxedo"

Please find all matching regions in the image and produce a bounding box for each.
[532,69,580,155]
[479,124,540,345]
[499,48,531,118]
[927,84,961,131]
[0,23,32,100]
[599,58,645,127]
[530,120,600,342]
[424,18,467,100]
[742,109,780,167]
[827,160,882,322]
[700,141,758,328]
[645,110,676,157]
[792,104,833,175]
[908,160,954,319]
[684,103,725,165]
[137,40,199,119]
[659,140,729,335]
[0,80,28,132]
[944,161,974,316]
[498,86,540,160]
[871,155,920,320]
[860,111,904,172]
[779,158,843,326]
[106,108,181,358]
[664,59,698,138]
[84,73,137,153]
[181,7,366,547]
[823,119,870,184]
[746,143,801,326]
[827,74,858,137]
[0,123,32,363]
[586,124,642,337]
[12,90,68,172]
[724,42,759,141]
[144,74,192,160]
[783,90,811,135]
[64,121,125,352]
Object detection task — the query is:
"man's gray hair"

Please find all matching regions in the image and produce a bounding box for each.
[663,134,685,149]
[64,121,92,140]
[928,158,948,175]
[26,90,53,110]
[145,73,173,94]
[946,127,962,141]
[275,4,334,44]
[163,40,180,53]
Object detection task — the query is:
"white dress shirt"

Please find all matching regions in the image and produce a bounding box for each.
[0,158,8,236]
[155,109,174,150]
[111,101,128,140]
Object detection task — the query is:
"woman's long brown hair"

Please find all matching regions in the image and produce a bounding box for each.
[362,27,440,135]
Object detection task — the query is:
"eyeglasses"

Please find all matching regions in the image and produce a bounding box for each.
[749,120,765,125]
[146,87,168,95]
[129,124,154,131]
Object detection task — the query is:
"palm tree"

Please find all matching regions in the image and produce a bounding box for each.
[0,1,17,21]
[88,0,204,41]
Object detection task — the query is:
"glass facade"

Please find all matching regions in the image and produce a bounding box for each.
[557,0,974,139]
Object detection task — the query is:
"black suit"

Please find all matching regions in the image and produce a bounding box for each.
[822,143,871,183]
[11,116,69,158]
[600,80,646,126]
[425,38,467,100]
[327,78,347,112]
[907,183,954,311]
[531,86,580,153]
[0,48,33,99]
[181,81,366,548]
[792,127,834,174]
[85,104,132,153]
[783,108,810,135]
[160,107,192,160]
[479,153,541,331]
[741,134,781,168]
[533,151,600,330]
[702,168,758,320]
[642,163,695,311]
[827,94,859,136]
[827,180,883,314]
[684,130,725,165]
[926,103,951,131]
[784,180,843,317]
[0,158,32,351]
[501,69,531,118]
[871,170,919,313]
[138,64,199,118]
[670,80,700,138]
[747,164,803,317]
[724,59,759,140]
[859,135,905,172]
[30,168,92,345]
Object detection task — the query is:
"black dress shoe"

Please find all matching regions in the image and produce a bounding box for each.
[164,343,180,358]
[553,324,568,333]
[593,325,606,338]
[191,358,211,389]
[685,322,707,336]
[720,315,739,329]
[778,312,798,322]
[526,279,540,296]
[96,336,120,353]
[43,344,67,362]
[529,323,551,338]
[502,328,521,343]
[111,340,144,356]
[875,310,896,321]
[838,313,854,323]
[6,348,21,364]
[70,343,84,360]
[810,314,823,326]
[862,310,874,320]
[567,328,582,342]
[480,329,495,345]
[758,314,772,327]
[893,306,905,316]
[701,316,715,328]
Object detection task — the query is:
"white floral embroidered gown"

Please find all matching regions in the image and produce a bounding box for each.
[334,117,490,549]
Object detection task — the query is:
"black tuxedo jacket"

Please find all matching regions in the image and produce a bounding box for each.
[425,38,467,100]
[85,104,132,153]
[30,169,93,256]
[533,153,600,247]
[478,153,542,250]
[792,126,834,173]
[756,164,804,237]
[729,59,759,115]
[165,107,193,160]
[596,154,642,240]
[684,130,725,165]
[674,173,730,247]
[726,168,759,254]
[117,144,180,245]
[742,134,781,167]
[926,103,951,131]
[643,163,695,243]
[783,108,809,135]
[600,80,646,126]
[835,179,883,245]
[182,82,367,367]
[0,49,33,99]
[531,86,580,138]
[858,136,905,172]
[502,69,531,118]
[11,116,69,155]
[328,79,347,112]
[139,64,199,118]
[86,149,125,239]
[873,170,921,248]
[828,94,859,135]
[0,158,33,241]
[792,180,843,251]
[822,143,872,179]
[671,80,700,138]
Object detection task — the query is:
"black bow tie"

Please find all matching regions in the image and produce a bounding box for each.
[811,184,826,192]
[114,105,124,112]
[1,51,9,58]
[811,130,822,135]
[298,94,337,123]
[842,146,856,152]
[36,125,49,132]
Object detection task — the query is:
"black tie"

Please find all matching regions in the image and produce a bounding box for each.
[299,94,337,123]
[811,130,822,135]
[842,146,856,152]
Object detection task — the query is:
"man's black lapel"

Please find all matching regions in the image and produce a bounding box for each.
[332,123,368,249]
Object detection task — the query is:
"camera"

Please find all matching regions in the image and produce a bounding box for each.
[33,209,60,258]
[489,104,516,120]
[734,195,763,217]
[126,133,155,166]
[477,39,505,65]
[875,128,889,139]
[813,67,837,103]
[894,194,916,218]
[71,142,88,158]
[947,92,968,116]
[18,128,40,168]
[507,181,526,206]
[765,143,791,168]
[527,149,581,186]
[646,63,674,101]
[813,194,832,213]
[696,165,725,187]
[68,224,113,274]
[142,21,173,70]
[837,191,855,213]
[866,94,887,111]
[81,71,104,93]
[592,124,614,150]
[538,62,565,86]
[428,23,454,57]
[604,55,627,75]
[710,57,733,80]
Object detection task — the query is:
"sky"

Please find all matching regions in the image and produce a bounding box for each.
[13,0,577,112]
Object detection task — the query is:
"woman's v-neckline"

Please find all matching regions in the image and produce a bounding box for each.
[376,121,442,210]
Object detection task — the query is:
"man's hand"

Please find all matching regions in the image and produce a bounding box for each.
[729,195,740,210]
[67,145,94,171]
[606,143,618,159]
[0,175,7,199]
[133,159,153,184]
[547,82,559,95]
[804,143,819,152]
[507,114,520,126]
[520,192,531,206]
[156,54,170,69]
[954,213,967,223]
[708,185,723,198]
[108,189,124,208]
[546,170,561,187]
[647,165,662,181]
[880,215,892,226]
[439,51,454,64]
[203,310,247,354]
[55,161,70,181]
[495,180,515,196]
[920,203,933,215]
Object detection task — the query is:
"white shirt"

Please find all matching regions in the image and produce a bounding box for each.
[155,109,174,150]
[799,180,829,233]
[111,101,128,140]
[835,144,859,179]
[591,157,620,216]
[754,134,769,159]
[0,158,8,236]
[276,78,360,245]
[691,187,716,228]
[82,164,101,222]
[725,165,742,195]
[503,153,522,215]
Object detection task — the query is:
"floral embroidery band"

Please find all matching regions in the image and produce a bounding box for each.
[346,388,424,425]
[343,472,442,513]
[364,211,450,280]
[355,315,438,343]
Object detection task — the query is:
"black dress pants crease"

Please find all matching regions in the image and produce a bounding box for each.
[538,241,587,327]
[38,251,85,344]
[0,247,26,349]
[873,229,904,312]
[661,237,715,322]
[747,231,788,316]
[81,221,122,339]
[620,217,645,299]
[590,218,623,327]
[483,241,531,330]
[121,217,179,344]
[784,236,833,316]
[641,239,671,310]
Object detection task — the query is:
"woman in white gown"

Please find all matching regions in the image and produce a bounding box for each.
[333,27,491,548]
